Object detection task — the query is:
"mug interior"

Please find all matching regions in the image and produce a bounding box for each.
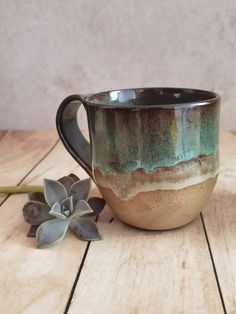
[86,88,219,109]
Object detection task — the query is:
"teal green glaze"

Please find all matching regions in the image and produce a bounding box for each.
[87,101,220,175]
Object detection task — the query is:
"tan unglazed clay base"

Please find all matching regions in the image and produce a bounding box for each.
[98,175,218,230]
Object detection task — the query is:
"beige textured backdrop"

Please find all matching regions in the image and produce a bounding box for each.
[0,0,236,130]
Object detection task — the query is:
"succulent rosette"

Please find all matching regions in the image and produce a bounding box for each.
[22,174,105,248]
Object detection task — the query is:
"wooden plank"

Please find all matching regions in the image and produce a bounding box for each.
[0,131,58,204]
[202,131,236,313]
[68,211,223,313]
[0,139,91,313]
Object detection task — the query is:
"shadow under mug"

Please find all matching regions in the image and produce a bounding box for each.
[56,88,220,230]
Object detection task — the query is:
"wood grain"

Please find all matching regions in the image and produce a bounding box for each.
[0,139,90,314]
[68,209,223,314]
[1,131,235,314]
[202,131,236,313]
[0,131,58,204]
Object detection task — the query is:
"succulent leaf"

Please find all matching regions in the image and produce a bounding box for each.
[23,174,105,247]
[49,202,67,220]
[70,200,93,220]
[36,219,70,248]
[70,218,102,241]
[63,209,70,217]
[70,178,91,203]
[68,173,80,182]
[28,192,46,204]
[44,179,68,206]
[58,176,74,194]
[27,225,39,237]
[87,197,106,216]
[23,201,52,225]
[61,196,73,213]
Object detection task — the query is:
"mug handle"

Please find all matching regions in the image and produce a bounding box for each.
[56,94,92,178]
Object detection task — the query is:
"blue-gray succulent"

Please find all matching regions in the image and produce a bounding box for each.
[22,174,105,248]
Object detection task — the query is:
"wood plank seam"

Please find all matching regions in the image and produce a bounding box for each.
[64,215,100,313]
[0,135,91,313]
[64,242,91,314]
[200,213,227,314]
[67,210,223,313]
[109,217,114,223]
[1,131,233,313]
[66,212,223,314]
[0,137,59,207]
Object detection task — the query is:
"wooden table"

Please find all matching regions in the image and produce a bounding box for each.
[0,131,235,314]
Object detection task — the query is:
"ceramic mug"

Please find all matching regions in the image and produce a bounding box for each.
[56,88,220,230]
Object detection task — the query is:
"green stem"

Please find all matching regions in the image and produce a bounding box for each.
[0,185,44,194]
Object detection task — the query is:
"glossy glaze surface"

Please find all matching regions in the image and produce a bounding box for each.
[85,88,220,229]
[57,88,220,230]
[88,103,219,176]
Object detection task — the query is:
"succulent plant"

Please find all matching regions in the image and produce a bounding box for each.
[22,174,106,248]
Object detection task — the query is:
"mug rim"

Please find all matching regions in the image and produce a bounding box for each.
[84,87,220,109]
